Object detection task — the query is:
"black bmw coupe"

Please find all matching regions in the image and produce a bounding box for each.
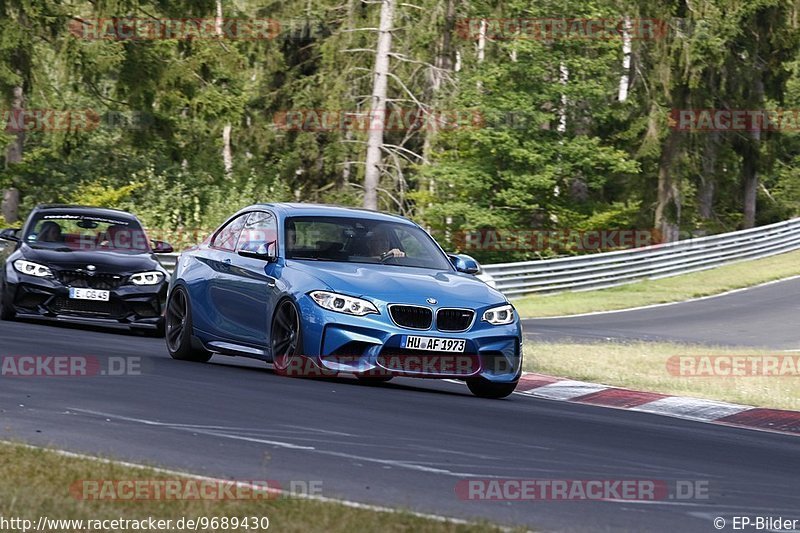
[0,204,173,335]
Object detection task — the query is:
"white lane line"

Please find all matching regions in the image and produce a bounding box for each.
[1,440,494,530]
[68,408,315,450]
[521,274,800,320]
[68,408,501,479]
[520,380,609,401]
[630,397,751,422]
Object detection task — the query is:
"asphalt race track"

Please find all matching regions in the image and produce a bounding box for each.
[522,277,800,349]
[2,279,800,532]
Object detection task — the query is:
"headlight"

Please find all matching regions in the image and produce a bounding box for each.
[129,271,165,286]
[13,260,53,278]
[482,304,515,325]
[309,290,378,316]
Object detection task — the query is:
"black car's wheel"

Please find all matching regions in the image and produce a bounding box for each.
[165,288,211,362]
[271,299,303,375]
[0,282,15,321]
[466,377,518,399]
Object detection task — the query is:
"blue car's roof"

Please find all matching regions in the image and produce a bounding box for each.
[251,203,416,225]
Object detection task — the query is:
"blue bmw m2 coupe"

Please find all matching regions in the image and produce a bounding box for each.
[165,203,522,398]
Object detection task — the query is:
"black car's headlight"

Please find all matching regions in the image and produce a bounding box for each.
[13,259,53,278]
[309,290,379,316]
[482,304,515,325]
[129,271,165,286]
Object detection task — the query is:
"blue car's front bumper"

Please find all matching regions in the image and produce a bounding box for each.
[296,295,522,382]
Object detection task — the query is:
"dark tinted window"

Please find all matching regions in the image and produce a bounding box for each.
[24,213,148,253]
[285,216,452,270]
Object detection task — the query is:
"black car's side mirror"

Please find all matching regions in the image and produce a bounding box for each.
[151,240,174,254]
[448,253,480,275]
[238,241,277,263]
[0,228,21,243]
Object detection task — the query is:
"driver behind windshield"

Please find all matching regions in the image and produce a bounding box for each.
[37,221,64,243]
[368,228,405,259]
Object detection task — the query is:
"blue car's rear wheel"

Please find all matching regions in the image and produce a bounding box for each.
[165,287,212,362]
[271,299,303,375]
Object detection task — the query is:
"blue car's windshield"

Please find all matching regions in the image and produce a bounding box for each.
[285,216,452,270]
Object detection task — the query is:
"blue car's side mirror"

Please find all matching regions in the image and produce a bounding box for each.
[448,254,480,275]
[238,241,278,263]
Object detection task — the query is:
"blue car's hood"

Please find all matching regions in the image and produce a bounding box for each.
[287,260,505,308]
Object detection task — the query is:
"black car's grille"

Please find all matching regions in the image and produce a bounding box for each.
[436,308,475,331]
[55,270,126,290]
[389,305,432,329]
[50,297,126,317]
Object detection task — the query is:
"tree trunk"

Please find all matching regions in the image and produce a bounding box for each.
[742,79,764,229]
[2,189,19,224]
[5,85,25,166]
[742,145,759,229]
[363,0,395,210]
[217,0,233,179]
[654,128,682,242]
[618,17,632,102]
[3,84,25,224]
[697,131,719,222]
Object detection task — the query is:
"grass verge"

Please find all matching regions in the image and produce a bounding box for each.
[0,442,506,533]
[524,341,800,411]
[513,249,800,318]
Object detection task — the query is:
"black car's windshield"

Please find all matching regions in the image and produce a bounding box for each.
[285,216,452,270]
[24,213,150,253]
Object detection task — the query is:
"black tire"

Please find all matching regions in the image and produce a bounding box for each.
[466,377,518,399]
[270,299,303,376]
[355,374,393,383]
[0,282,15,321]
[165,287,212,362]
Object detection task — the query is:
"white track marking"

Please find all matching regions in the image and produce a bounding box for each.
[68,408,504,478]
[520,380,609,401]
[68,408,315,450]
[630,397,750,422]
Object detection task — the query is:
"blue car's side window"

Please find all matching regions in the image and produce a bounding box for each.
[211,214,248,252]
[238,211,278,256]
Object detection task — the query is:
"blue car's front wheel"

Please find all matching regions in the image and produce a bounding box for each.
[467,377,518,399]
[271,299,303,375]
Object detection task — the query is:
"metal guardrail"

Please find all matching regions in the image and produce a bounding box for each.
[156,252,179,273]
[481,217,800,297]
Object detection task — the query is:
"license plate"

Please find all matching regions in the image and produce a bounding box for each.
[401,335,465,353]
[69,288,110,301]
